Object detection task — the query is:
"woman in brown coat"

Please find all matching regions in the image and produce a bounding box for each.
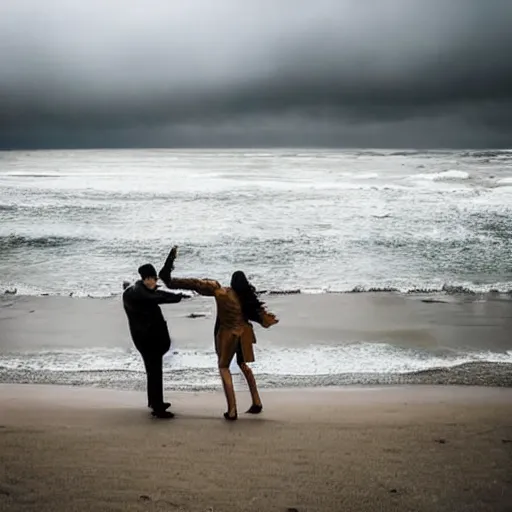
[158,246,278,421]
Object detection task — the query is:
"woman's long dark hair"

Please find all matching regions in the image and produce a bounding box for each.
[230,270,264,322]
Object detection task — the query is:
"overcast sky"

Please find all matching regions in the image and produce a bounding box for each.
[1,0,511,149]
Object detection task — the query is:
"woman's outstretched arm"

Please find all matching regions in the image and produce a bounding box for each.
[158,245,221,297]
[162,276,221,296]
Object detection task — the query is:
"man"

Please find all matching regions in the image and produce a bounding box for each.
[123,262,185,419]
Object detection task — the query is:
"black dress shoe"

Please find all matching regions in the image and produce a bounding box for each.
[148,402,171,410]
[151,410,175,419]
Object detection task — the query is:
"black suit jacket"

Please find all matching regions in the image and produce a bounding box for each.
[123,280,182,355]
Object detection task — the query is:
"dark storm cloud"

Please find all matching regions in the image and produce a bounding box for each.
[1,0,512,148]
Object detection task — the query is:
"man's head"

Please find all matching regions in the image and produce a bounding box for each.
[138,263,158,290]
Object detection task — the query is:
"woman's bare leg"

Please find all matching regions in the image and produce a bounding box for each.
[238,362,262,410]
[219,367,237,419]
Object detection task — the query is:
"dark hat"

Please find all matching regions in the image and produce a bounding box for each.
[138,263,157,280]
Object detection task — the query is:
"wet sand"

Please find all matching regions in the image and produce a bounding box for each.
[1,384,511,512]
[2,291,512,352]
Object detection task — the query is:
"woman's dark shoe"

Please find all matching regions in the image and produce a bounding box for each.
[223,411,238,421]
[246,404,263,414]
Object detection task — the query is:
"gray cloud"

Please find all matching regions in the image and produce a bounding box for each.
[1,0,512,148]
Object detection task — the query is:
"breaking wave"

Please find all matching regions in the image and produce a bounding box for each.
[3,282,512,298]
[262,284,512,296]
[3,172,66,178]
[414,170,470,181]
[0,234,93,250]
[1,343,511,376]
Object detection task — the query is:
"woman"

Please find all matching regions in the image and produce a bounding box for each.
[158,246,279,421]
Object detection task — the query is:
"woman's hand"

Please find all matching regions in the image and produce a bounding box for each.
[260,311,279,328]
[169,245,178,263]
[158,245,179,283]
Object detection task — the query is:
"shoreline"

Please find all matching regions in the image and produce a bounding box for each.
[3,286,512,299]
[1,292,511,391]
[2,361,512,391]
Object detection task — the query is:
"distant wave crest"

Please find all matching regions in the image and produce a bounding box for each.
[260,283,512,296]
[462,150,512,159]
[0,234,93,250]
[414,170,470,181]
[4,173,63,178]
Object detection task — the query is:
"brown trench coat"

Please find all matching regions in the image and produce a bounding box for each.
[160,277,277,367]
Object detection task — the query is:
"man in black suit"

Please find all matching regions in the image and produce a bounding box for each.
[123,262,185,418]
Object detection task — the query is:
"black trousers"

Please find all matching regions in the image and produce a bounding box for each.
[140,351,165,411]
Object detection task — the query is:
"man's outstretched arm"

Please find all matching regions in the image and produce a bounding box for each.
[153,288,184,304]
[125,280,184,305]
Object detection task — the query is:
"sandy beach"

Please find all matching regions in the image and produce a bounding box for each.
[1,384,511,512]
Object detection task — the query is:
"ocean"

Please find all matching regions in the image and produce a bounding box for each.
[1,148,511,391]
